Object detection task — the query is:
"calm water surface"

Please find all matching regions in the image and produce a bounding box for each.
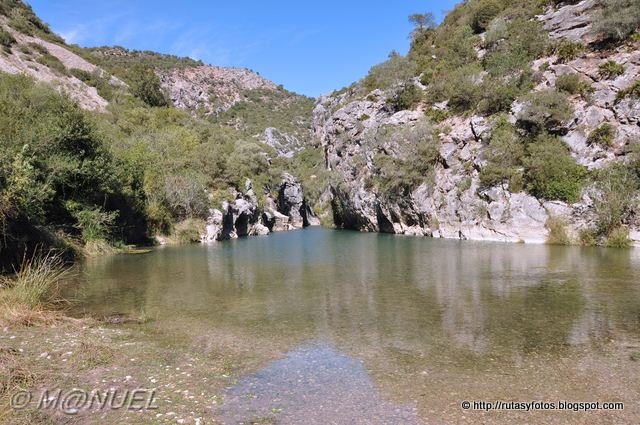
[68,228,640,424]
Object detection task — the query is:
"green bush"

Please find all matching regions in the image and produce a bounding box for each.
[470,0,503,33]
[427,65,482,113]
[554,40,585,63]
[593,0,640,42]
[27,42,47,55]
[411,24,479,97]
[69,68,118,101]
[555,73,592,96]
[598,61,625,80]
[373,119,440,198]
[592,163,639,235]
[523,134,586,203]
[477,77,527,115]
[2,145,55,221]
[0,26,15,51]
[211,87,314,143]
[483,18,548,76]
[69,67,92,82]
[517,90,573,135]
[587,123,617,147]
[127,65,168,107]
[36,53,70,76]
[479,116,525,189]
[0,73,147,251]
[2,1,62,42]
[390,82,422,111]
[224,140,272,190]
[425,108,449,123]
[363,52,416,93]
[85,46,203,75]
[171,219,205,245]
[457,177,472,193]
[67,201,119,241]
[605,227,632,248]
[546,216,572,245]
[616,80,640,100]
[579,228,597,246]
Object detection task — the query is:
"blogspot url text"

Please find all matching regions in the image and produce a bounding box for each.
[461,400,624,412]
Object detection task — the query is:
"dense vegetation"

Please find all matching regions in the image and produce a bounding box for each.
[84,46,204,71]
[0,74,147,269]
[0,0,330,271]
[211,87,316,144]
[1,0,639,268]
[0,68,325,271]
[350,0,640,246]
[371,119,441,199]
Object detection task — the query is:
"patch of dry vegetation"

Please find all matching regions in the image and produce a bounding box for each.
[0,252,80,327]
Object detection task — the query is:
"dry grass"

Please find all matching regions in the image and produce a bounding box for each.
[83,239,117,257]
[546,216,572,245]
[0,251,74,326]
[0,305,67,327]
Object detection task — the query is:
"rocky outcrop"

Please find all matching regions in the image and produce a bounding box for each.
[539,0,599,43]
[260,128,305,158]
[316,98,561,243]
[157,65,278,116]
[530,48,640,169]
[201,174,319,243]
[201,185,269,243]
[0,19,122,110]
[278,173,308,228]
[313,0,640,246]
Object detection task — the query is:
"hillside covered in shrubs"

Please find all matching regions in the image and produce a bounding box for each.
[1,0,639,272]
[0,0,324,271]
[315,0,640,247]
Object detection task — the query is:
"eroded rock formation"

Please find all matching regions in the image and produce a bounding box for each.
[201,174,319,243]
[312,2,640,246]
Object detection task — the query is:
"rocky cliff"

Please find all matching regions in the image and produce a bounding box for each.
[0,17,121,110]
[313,1,640,246]
[201,173,319,243]
[157,65,278,115]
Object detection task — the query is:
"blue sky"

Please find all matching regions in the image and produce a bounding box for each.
[28,0,458,97]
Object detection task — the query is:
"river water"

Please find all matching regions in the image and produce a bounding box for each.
[68,228,640,424]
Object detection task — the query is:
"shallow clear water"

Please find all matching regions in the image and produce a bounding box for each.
[68,228,640,424]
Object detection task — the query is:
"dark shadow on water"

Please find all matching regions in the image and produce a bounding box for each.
[215,340,420,425]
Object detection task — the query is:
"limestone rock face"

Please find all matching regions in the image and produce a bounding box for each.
[201,174,318,243]
[539,0,599,43]
[278,173,307,228]
[0,23,123,111]
[260,128,305,158]
[312,1,640,247]
[201,209,224,244]
[157,65,277,115]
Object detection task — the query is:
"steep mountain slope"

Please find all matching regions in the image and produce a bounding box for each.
[0,1,326,269]
[158,65,278,114]
[314,0,640,247]
[0,7,314,152]
[84,46,315,147]
[0,17,116,109]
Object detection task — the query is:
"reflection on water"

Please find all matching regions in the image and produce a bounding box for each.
[67,228,640,422]
[216,341,418,424]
